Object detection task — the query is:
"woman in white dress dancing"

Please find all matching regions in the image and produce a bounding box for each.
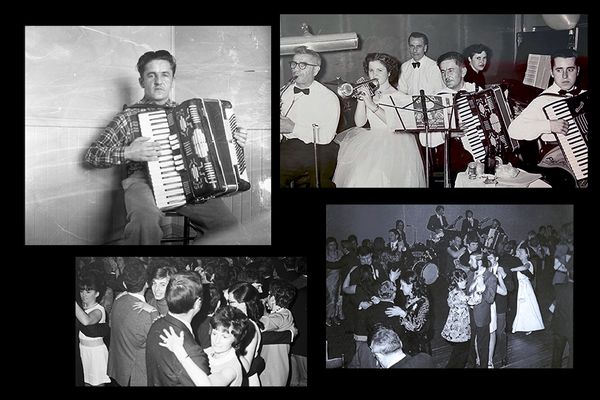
[333,53,426,187]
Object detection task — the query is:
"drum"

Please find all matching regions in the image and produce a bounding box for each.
[423,248,437,262]
[412,261,439,285]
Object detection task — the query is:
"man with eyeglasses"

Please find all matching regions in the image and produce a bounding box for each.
[280,46,341,188]
[85,50,248,244]
[398,32,445,96]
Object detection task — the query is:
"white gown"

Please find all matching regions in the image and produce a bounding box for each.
[512,269,545,333]
[333,98,426,188]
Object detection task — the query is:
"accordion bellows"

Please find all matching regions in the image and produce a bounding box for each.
[137,98,250,211]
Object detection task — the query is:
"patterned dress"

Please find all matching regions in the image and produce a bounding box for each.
[441,289,471,343]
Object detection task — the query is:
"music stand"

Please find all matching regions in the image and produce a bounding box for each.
[312,124,320,188]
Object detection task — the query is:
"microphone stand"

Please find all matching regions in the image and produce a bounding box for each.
[420,90,430,188]
[312,124,320,188]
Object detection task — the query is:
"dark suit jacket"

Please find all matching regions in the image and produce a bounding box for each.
[107,293,155,386]
[468,269,498,327]
[146,313,210,386]
[460,218,479,237]
[427,214,448,233]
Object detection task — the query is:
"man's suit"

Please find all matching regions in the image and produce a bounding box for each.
[460,218,479,237]
[427,214,448,233]
[107,293,154,386]
[146,313,210,386]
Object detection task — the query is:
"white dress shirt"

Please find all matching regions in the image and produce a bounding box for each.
[281,80,340,144]
[398,55,445,96]
[508,82,587,142]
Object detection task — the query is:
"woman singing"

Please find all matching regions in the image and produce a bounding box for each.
[333,53,426,187]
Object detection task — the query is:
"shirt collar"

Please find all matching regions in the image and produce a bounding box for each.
[127,292,146,302]
[168,312,195,338]
[138,97,178,108]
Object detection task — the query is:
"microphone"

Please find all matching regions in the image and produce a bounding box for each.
[420,89,429,124]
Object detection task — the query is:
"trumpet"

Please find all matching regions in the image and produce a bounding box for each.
[337,77,380,99]
[280,75,297,116]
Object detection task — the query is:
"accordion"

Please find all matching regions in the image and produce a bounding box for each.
[542,91,589,187]
[455,85,518,164]
[136,98,250,211]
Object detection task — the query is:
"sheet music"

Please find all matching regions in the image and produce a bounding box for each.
[523,54,551,89]
[380,93,452,130]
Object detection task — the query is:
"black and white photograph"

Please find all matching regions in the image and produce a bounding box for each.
[75,256,307,386]
[326,204,573,368]
[279,14,588,188]
[26,26,271,245]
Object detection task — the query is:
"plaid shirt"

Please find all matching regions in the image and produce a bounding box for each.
[84,98,178,177]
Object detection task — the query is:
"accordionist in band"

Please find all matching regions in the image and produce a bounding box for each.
[508,48,588,188]
[85,50,248,245]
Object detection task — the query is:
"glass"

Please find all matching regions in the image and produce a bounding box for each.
[289,61,318,70]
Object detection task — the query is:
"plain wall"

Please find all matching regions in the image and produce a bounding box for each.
[326,204,573,246]
[280,14,516,89]
[26,26,271,245]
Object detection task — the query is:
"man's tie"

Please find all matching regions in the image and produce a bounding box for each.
[412,61,420,69]
[558,87,581,96]
[293,86,310,95]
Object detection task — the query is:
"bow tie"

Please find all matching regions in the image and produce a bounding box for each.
[293,86,310,95]
[412,62,421,69]
[558,87,581,96]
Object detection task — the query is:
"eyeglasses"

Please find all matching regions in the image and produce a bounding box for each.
[289,61,318,70]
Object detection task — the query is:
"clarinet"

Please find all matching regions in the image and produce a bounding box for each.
[280,76,297,141]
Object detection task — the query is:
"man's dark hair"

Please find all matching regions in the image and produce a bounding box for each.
[137,50,177,78]
[435,205,445,213]
[408,32,429,47]
[166,272,203,314]
[551,48,578,68]
[437,51,466,68]
[121,258,147,293]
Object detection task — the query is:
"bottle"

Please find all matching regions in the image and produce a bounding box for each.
[484,146,497,175]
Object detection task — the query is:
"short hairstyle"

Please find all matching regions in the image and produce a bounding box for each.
[437,51,466,68]
[448,269,468,292]
[147,263,176,286]
[121,258,148,293]
[465,209,473,217]
[378,280,397,301]
[358,245,373,257]
[326,237,338,248]
[363,53,400,87]
[348,234,358,243]
[209,306,250,354]
[463,43,492,60]
[136,50,177,78]
[166,272,203,314]
[395,219,404,226]
[268,279,297,309]
[78,270,106,303]
[340,239,353,252]
[369,324,403,355]
[435,205,444,212]
[517,244,531,259]
[408,32,429,47]
[551,48,578,68]
[294,45,322,66]
[399,269,427,298]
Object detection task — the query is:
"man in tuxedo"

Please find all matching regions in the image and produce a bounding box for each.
[280,46,341,188]
[146,271,210,386]
[397,32,445,96]
[480,218,506,251]
[460,210,479,238]
[107,259,155,386]
[508,48,587,188]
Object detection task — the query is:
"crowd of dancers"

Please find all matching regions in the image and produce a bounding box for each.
[326,211,573,368]
[75,257,307,386]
